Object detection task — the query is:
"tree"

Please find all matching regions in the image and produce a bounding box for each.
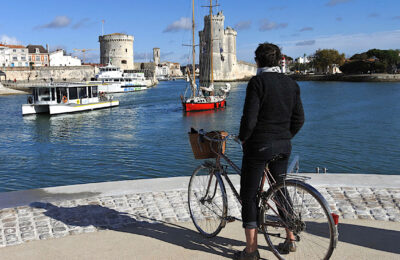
[340,60,371,74]
[313,49,345,72]
[344,49,400,73]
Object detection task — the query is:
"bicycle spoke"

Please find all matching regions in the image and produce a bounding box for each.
[262,180,336,260]
[188,165,227,237]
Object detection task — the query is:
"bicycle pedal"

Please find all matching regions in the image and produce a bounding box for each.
[226,216,236,222]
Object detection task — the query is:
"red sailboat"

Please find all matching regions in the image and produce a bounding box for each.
[181,0,230,112]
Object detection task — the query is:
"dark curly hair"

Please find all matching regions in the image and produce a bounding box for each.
[255,43,282,67]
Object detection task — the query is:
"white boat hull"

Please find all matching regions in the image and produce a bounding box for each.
[22,104,49,115]
[22,101,119,115]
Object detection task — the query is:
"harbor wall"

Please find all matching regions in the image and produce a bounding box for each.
[0,66,98,82]
[289,73,400,82]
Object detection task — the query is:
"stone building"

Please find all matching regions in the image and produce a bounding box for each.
[99,33,134,71]
[0,44,29,67]
[153,48,160,66]
[199,11,256,83]
[27,45,49,67]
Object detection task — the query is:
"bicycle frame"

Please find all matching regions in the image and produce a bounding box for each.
[199,132,296,230]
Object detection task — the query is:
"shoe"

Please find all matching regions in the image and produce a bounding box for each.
[277,240,296,254]
[233,248,260,260]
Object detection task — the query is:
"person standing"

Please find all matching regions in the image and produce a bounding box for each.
[234,43,305,260]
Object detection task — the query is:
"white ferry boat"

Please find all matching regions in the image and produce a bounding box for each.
[22,83,119,115]
[95,63,152,93]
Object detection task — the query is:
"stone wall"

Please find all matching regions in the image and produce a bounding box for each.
[289,73,400,82]
[1,66,97,82]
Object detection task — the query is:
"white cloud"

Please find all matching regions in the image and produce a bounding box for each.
[234,20,252,31]
[259,19,288,31]
[163,17,191,33]
[35,16,71,29]
[0,35,22,45]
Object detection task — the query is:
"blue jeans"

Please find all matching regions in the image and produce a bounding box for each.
[240,139,291,229]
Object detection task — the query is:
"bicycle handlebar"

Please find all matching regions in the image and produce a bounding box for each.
[197,129,242,149]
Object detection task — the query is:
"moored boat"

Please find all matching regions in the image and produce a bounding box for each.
[181,0,230,112]
[95,63,152,93]
[22,83,119,115]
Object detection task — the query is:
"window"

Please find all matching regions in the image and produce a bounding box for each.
[69,88,78,99]
[77,87,87,98]
[44,56,48,61]
[92,86,98,97]
[56,87,68,103]
[51,88,55,101]
[29,56,32,61]
[121,60,127,64]
[13,49,16,53]
[38,88,50,101]
[13,56,18,61]
[36,56,40,61]
[88,87,92,98]
[21,56,26,61]
[35,48,40,54]
[125,48,128,53]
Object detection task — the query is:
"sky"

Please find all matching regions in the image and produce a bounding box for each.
[1,0,400,64]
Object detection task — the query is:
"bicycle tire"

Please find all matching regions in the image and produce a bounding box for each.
[188,164,228,237]
[260,179,337,260]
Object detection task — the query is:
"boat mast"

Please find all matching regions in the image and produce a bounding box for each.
[209,0,214,87]
[192,0,196,97]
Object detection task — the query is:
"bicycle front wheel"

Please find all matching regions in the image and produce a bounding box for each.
[261,180,336,260]
[188,164,227,237]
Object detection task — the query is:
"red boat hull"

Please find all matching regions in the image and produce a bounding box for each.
[183,100,226,112]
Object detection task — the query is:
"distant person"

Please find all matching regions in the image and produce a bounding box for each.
[235,43,304,260]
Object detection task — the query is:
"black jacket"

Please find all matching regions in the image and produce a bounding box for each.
[239,72,304,143]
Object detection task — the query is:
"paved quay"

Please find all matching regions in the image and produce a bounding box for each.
[0,173,399,259]
[0,83,27,96]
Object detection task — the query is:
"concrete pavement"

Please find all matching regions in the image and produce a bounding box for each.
[0,219,399,259]
[0,174,399,259]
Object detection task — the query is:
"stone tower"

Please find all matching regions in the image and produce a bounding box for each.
[199,11,238,83]
[153,48,160,66]
[99,33,134,70]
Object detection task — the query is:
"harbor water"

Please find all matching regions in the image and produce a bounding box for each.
[0,80,399,192]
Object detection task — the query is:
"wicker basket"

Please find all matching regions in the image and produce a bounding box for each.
[189,131,228,159]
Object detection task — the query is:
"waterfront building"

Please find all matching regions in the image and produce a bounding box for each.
[199,11,256,83]
[153,48,183,80]
[99,33,134,71]
[156,61,183,80]
[0,44,29,67]
[296,56,310,64]
[49,49,81,66]
[27,45,49,67]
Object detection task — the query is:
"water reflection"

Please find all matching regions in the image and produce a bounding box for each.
[0,81,399,192]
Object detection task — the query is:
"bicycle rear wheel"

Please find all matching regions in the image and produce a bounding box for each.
[261,180,337,260]
[188,164,227,237]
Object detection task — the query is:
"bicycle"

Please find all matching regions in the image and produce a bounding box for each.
[187,128,339,260]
